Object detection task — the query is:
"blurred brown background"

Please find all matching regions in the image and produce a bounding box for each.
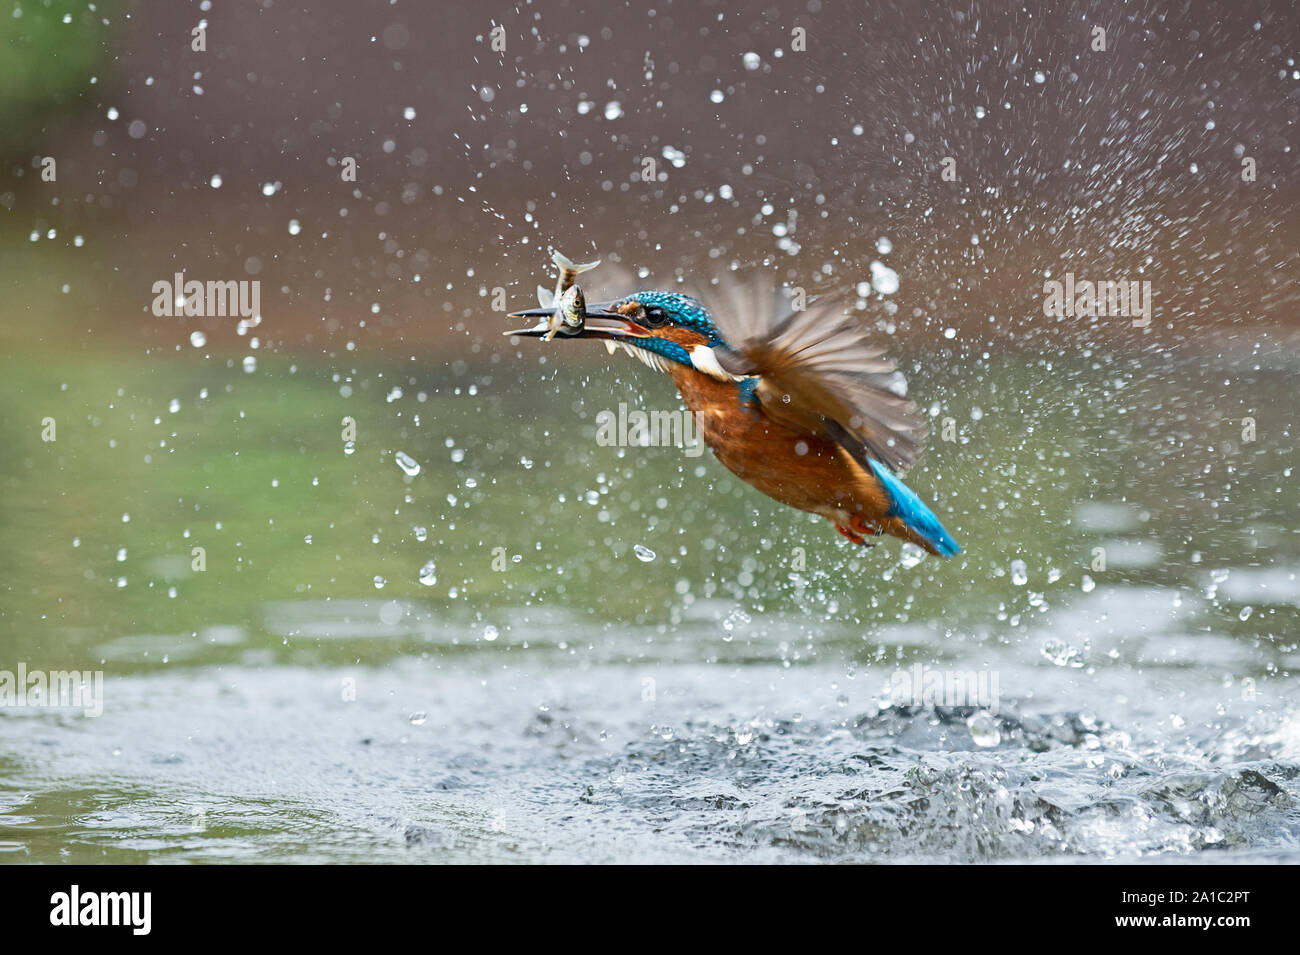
[2,0,1297,361]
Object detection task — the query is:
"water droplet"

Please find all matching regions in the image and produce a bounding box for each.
[710,89,724,103]
[209,174,222,188]
[414,526,428,542]
[1033,70,1046,84]
[1010,559,1028,586]
[168,398,181,413]
[661,145,686,168]
[1081,574,1096,593]
[633,544,656,562]
[875,236,893,255]
[409,712,427,726]
[343,441,355,456]
[603,100,623,120]
[403,106,416,120]
[373,575,386,590]
[968,711,1001,747]
[190,330,206,347]
[519,455,534,469]
[1041,638,1081,667]
[899,543,925,569]
[378,600,403,625]
[869,261,899,295]
[288,219,301,235]
[742,51,760,70]
[1238,605,1253,621]
[394,451,421,476]
[721,608,750,641]
[482,624,499,642]
[418,560,437,586]
[242,355,257,373]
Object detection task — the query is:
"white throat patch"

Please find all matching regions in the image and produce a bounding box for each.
[604,339,674,374]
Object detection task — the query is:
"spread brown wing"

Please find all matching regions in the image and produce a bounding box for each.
[700,279,928,475]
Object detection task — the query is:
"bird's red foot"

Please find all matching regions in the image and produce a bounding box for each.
[834,522,865,545]
[833,515,883,547]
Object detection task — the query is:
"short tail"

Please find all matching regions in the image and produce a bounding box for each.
[867,460,961,557]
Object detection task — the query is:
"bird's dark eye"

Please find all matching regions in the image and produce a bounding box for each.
[643,306,670,327]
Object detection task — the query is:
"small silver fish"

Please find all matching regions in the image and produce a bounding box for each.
[540,250,600,340]
[548,284,586,340]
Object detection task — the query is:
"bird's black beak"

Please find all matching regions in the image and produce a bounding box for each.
[503,301,650,340]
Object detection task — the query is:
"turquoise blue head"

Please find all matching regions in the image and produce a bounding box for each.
[616,291,721,343]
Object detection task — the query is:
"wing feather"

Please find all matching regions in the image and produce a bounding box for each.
[701,279,928,475]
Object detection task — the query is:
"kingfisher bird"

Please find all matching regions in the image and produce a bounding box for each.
[506,280,960,557]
